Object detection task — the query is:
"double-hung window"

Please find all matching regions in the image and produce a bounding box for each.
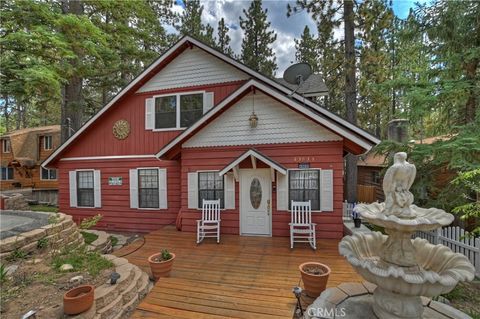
[138,169,159,208]
[41,167,57,180]
[198,171,224,208]
[288,170,320,210]
[77,171,94,207]
[44,136,53,150]
[1,167,14,180]
[154,93,204,129]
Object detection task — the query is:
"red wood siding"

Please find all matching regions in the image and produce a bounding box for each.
[58,81,246,160]
[179,142,345,239]
[57,158,180,233]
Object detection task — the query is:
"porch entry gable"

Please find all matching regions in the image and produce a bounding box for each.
[218,149,287,181]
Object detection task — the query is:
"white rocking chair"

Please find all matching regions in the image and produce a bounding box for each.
[289,200,317,249]
[196,199,221,244]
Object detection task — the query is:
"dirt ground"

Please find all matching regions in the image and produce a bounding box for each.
[0,252,113,319]
[444,279,480,318]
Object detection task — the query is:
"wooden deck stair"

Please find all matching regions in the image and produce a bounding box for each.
[115,226,361,319]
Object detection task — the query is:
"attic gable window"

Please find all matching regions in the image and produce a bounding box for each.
[2,139,11,153]
[146,91,214,131]
[154,92,203,130]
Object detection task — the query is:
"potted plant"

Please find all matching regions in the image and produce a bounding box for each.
[352,209,362,228]
[299,262,331,298]
[63,285,95,315]
[148,249,175,280]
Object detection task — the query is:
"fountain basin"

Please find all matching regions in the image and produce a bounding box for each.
[339,232,475,297]
[355,202,454,232]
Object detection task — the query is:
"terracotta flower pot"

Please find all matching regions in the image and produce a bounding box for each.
[148,252,176,280]
[299,262,331,298]
[63,285,95,315]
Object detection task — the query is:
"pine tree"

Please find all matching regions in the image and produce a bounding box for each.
[176,0,215,46]
[239,0,277,77]
[216,18,234,56]
[294,26,319,72]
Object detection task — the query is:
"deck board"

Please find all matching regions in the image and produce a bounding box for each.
[115,226,360,319]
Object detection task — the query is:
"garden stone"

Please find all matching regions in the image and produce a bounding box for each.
[60,264,74,271]
[5,264,18,276]
[26,258,42,265]
[69,275,84,283]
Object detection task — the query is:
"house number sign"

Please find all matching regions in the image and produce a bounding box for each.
[108,177,123,186]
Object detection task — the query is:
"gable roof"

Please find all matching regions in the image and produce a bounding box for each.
[219,149,287,177]
[43,35,379,168]
[156,79,376,159]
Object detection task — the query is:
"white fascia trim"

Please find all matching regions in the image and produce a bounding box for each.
[42,38,190,168]
[156,79,374,158]
[219,149,287,177]
[187,37,380,145]
[56,154,156,163]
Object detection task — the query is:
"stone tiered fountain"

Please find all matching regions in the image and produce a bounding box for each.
[338,152,475,319]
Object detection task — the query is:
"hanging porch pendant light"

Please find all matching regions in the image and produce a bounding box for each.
[249,87,258,128]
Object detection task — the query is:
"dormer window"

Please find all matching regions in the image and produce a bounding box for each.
[154,92,203,129]
[145,91,214,131]
[2,139,11,153]
[44,135,53,150]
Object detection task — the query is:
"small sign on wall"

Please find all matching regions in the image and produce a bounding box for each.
[108,177,123,186]
[298,163,310,169]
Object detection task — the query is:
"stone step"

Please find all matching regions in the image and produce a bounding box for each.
[137,272,151,300]
[121,267,142,304]
[95,294,123,319]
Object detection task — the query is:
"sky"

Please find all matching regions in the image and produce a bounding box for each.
[172,0,424,76]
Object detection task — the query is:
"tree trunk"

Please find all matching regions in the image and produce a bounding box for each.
[344,0,358,203]
[61,0,84,142]
[464,59,478,124]
[3,95,10,132]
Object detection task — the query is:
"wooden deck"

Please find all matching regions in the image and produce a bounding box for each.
[114,226,361,319]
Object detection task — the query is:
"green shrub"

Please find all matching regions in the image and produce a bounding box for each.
[0,264,7,283]
[6,249,28,262]
[51,246,113,276]
[37,237,49,249]
[80,214,103,230]
[109,235,118,247]
[161,249,172,261]
[81,231,98,245]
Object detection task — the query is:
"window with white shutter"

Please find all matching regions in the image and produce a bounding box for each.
[320,169,334,211]
[276,172,288,211]
[187,172,198,209]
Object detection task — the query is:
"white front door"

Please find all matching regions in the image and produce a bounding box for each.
[240,169,272,236]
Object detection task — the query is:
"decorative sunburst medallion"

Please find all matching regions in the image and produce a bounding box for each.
[112,119,130,140]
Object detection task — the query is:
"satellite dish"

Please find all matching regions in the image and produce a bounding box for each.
[284,62,312,85]
[283,62,312,96]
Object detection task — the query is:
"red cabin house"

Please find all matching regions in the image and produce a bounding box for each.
[43,36,379,239]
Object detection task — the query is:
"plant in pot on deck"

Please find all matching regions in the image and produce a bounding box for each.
[148,249,175,281]
[299,262,331,298]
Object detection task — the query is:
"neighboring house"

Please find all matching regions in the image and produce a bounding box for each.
[43,36,379,239]
[1,125,60,191]
[357,134,455,203]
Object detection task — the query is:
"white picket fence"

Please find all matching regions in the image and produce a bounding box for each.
[414,227,480,277]
[342,201,356,220]
[342,201,480,276]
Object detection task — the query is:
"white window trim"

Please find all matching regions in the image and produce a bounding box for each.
[40,167,57,181]
[2,139,11,153]
[152,90,205,131]
[136,167,163,210]
[195,170,228,211]
[44,135,53,150]
[75,169,96,209]
[286,168,325,213]
[0,167,14,180]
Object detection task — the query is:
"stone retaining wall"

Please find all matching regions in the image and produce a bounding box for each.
[1,193,29,211]
[68,254,152,319]
[0,213,84,260]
